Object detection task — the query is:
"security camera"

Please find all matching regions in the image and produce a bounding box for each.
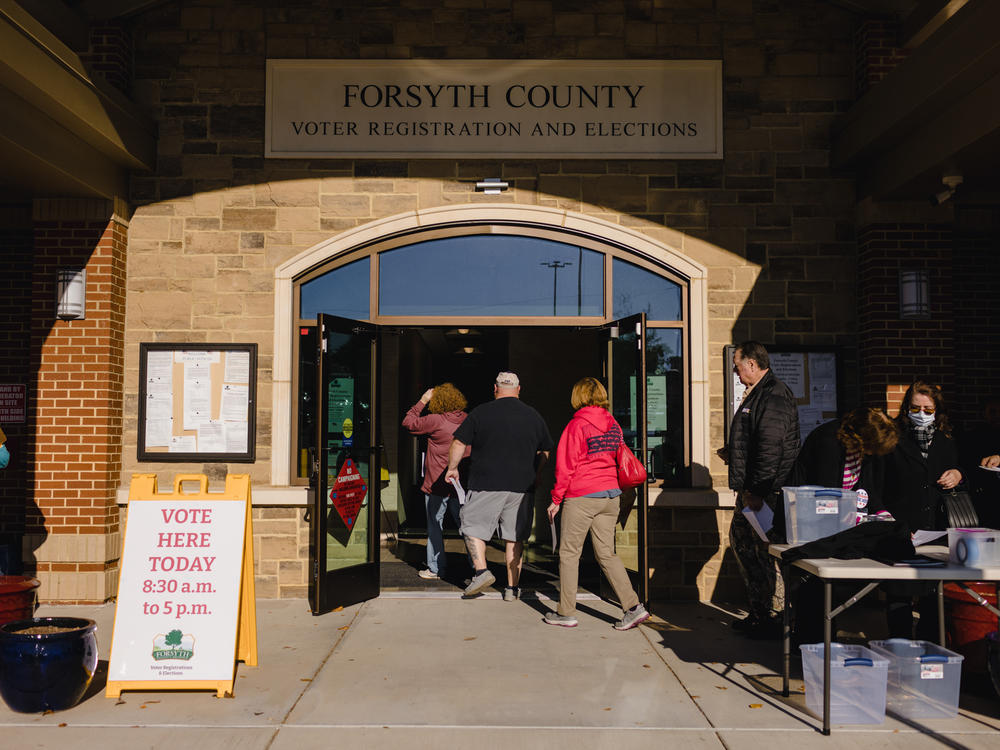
[930,188,955,206]
[929,174,963,206]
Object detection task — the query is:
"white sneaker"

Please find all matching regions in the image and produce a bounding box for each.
[417,569,439,580]
[614,604,650,631]
[543,611,578,627]
[463,569,495,596]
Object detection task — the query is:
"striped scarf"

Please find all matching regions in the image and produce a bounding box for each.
[912,423,935,459]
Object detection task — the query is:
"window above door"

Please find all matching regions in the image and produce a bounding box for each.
[295,227,686,325]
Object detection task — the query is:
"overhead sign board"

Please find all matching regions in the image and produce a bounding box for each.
[266,59,722,159]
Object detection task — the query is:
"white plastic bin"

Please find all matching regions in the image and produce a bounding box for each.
[946,527,1000,566]
[869,639,964,719]
[782,486,858,544]
[800,643,889,724]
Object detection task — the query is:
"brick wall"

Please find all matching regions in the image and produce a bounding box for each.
[952,206,1000,428]
[857,221,955,411]
[81,25,133,95]
[854,20,908,97]
[28,202,127,601]
[0,204,33,573]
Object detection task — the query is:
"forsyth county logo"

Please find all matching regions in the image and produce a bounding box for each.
[151,629,195,660]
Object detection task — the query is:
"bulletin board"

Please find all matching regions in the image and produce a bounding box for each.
[724,345,840,444]
[137,343,257,463]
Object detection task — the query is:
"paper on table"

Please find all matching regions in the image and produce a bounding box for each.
[911,529,948,546]
[447,476,466,505]
[742,503,774,543]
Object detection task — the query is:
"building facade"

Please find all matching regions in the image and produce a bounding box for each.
[1,0,997,605]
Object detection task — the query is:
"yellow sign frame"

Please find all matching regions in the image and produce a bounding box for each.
[106,473,258,699]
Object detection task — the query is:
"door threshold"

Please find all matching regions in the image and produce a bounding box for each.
[377,590,602,600]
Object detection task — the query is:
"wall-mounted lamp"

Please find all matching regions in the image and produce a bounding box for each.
[56,268,86,320]
[899,269,930,319]
[475,178,509,194]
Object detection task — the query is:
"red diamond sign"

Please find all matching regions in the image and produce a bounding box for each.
[330,458,367,532]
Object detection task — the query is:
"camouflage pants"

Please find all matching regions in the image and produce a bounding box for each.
[729,496,785,619]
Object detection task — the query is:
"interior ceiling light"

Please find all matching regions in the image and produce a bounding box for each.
[457,346,481,355]
[446,328,480,337]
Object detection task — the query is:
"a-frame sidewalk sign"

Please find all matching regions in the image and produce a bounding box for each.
[106,473,258,698]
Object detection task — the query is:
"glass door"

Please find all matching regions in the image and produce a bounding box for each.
[310,314,381,614]
[602,313,649,606]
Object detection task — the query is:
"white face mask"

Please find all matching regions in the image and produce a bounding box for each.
[908,410,935,428]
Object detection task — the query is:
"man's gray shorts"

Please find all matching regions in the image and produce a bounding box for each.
[460,490,533,542]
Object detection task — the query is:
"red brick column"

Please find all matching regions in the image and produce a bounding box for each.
[857,221,955,413]
[855,20,909,97]
[29,200,127,602]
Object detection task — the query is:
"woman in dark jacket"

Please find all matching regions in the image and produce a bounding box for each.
[786,408,898,645]
[789,407,899,516]
[884,381,963,533]
[883,380,963,639]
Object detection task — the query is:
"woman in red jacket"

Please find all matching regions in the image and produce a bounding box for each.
[402,383,468,581]
[544,377,650,630]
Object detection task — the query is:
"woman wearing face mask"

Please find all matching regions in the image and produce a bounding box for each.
[883,380,963,640]
[883,380,963,533]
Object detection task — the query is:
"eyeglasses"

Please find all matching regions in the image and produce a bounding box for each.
[908,406,936,414]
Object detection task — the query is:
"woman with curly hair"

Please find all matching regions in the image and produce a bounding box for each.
[785,407,899,644]
[403,383,469,580]
[788,407,899,517]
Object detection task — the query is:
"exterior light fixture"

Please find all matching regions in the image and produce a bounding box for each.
[475,178,509,194]
[899,269,930,319]
[56,268,87,320]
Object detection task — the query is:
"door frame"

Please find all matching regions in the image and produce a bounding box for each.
[603,312,650,606]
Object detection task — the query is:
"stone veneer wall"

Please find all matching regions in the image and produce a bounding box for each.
[119,0,863,603]
[252,506,308,598]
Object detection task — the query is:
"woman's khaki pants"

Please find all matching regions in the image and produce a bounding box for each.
[558,495,640,616]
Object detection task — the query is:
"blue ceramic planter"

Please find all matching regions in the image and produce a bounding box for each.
[0,617,98,712]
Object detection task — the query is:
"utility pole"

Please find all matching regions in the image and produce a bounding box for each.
[540,260,572,316]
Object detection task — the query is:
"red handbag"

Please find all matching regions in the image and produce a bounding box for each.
[616,440,647,490]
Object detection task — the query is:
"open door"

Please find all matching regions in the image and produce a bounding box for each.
[602,313,649,607]
[309,314,381,615]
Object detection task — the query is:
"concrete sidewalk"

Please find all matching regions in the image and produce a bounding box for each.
[1,594,998,749]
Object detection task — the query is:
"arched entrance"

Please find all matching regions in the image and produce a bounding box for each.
[272,205,709,612]
[273,205,710,486]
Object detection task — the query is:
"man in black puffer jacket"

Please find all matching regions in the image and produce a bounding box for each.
[719,341,800,638]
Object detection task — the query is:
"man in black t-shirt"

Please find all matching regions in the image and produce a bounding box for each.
[446,371,553,600]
